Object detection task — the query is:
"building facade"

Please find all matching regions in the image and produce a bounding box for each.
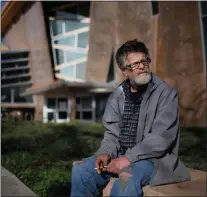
[1,1,206,126]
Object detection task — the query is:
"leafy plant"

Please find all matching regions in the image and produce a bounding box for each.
[1,120,206,197]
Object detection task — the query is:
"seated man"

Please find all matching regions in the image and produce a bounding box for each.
[71,39,190,196]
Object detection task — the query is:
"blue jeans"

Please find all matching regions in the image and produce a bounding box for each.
[71,155,154,196]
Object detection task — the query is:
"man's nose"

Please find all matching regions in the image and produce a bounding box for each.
[138,62,145,69]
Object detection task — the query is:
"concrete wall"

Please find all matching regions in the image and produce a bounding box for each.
[156,2,206,126]
[3,1,206,126]
[87,1,206,127]
[4,2,54,85]
[4,2,54,121]
[86,1,157,83]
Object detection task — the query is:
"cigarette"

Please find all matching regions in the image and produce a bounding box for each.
[94,165,107,170]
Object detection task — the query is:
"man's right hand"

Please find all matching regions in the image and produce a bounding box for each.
[95,154,111,174]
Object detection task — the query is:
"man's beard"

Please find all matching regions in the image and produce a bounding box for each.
[130,72,151,87]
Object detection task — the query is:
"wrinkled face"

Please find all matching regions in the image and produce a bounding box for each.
[122,52,151,87]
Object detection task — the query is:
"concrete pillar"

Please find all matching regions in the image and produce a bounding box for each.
[34,94,44,121]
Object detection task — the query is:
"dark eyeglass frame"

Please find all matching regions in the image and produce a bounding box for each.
[126,57,151,70]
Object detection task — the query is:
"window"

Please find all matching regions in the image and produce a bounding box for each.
[58,111,67,119]
[1,86,33,103]
[95,94,109,122]
[76,96,94,121]
[1,1,7,11]
[107,49,115,82]
[48,112,55,122]
[49,3,90,81]
[1,88,11,102]
[48,98,56,109]
[151,1,159,15]
[13,86,33,103]
[45,97,69,123]
[200,2,207,70]
[1,50,32,103]
[24,112,33,121]
[58,98,68,109]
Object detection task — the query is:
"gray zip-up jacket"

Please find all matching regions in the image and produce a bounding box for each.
[95,73,190,186]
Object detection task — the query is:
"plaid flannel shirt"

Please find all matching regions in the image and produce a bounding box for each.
[119,80,147,155]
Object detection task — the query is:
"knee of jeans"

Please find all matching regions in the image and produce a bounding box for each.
[72,161,84,175]
[117,171,133,184]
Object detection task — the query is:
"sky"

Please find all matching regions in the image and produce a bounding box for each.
[1,1,7,11]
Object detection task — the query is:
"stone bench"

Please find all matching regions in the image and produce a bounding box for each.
[73,161,206,196]
[103,168,206,196]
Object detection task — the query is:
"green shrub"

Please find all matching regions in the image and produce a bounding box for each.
[179,127,207,170]
[1,120,105,197]
[1,120,206,197]
[2,151,72,197]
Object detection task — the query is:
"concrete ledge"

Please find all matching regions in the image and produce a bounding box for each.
[103,169,206,196]
[1,166,37,196]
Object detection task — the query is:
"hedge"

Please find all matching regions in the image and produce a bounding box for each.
[2,120,105,197]
[1,120,206,197]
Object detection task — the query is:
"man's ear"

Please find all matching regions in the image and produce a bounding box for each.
[121,68,128,77]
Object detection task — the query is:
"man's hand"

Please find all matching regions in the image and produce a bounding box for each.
[107,156,130,174]
[95,154,111,174]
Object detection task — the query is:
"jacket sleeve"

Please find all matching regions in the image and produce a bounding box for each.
[125,88,179,163]
[95,94,120,158]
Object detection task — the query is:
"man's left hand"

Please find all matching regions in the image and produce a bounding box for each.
[106,156,130,174]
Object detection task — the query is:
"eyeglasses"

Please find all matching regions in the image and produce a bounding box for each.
[126,57,151,71]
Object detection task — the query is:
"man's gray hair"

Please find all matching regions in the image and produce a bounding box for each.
[115,39,149,69]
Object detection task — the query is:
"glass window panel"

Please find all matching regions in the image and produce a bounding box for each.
[201,2,207,15]
[5,69,27,76]
[4,69,29,77]
[13,87,27,103]
[76,97,80,104]
[107,51,115,82]
[19,76,31,83]
[76,111,80,119]
[24,112,33,120]
[19,85,33,103]
[82,111,92,120]
[77,2,90,17]
[1,86,33,103]
[1,88,11,102]
[95,95,109,122]
[78,32,88,48]
[55,49,64,65]
[48,112,55,122]
[65,20,89,32]
[65,51,86,62]
[76,62,86,80]
[203,17,207,68]
[1,78,18,85]
[81,97,92,109]
[58,111,67,120]
[58,98,68,110]
[1,2,7,12]
[54,35,75,47]
[48,98,56,109]
[51,20,64,36]
[60,66,75,78]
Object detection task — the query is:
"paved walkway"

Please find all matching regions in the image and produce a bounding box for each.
[1,166,37,196]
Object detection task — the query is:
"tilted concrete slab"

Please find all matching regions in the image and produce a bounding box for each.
[1,166,37,196]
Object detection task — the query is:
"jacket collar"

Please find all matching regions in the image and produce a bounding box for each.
[118,73,164,94]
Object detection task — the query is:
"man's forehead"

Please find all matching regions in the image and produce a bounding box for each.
[127,52,146,62]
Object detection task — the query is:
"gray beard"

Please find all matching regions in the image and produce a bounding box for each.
[130,72,151,87]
